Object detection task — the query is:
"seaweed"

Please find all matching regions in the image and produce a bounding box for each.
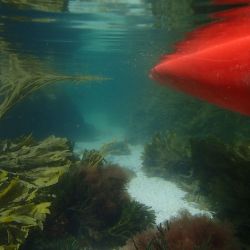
[80,149,107,168]
[102,200,156,247]
[1,0,68,12]
[24,152,155,249]
[0,135,73,172]
[127,85,250,144]
[142,133,250,247]
[24,237,85,250]
[190,138,250,247]
[0,7,110,250]
[142,131,191,179]
[122,211,239,250]
[149,0,194,30]
[0,136,73,250]
[0,54,107,120]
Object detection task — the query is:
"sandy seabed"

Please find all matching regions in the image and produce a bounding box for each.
[75,133,211,224]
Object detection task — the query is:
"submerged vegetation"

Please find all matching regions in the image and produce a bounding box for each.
[0,12,113,250]
[0,135,73,250]
[0,130,155,250]
[23,150,155,250]
[127,86,250,144]
[123,210,239,250]
[142,131,191,178]
[150,0,194,30]
[1,0,68,12]
[1,0,250,249]
[0,36,152,249]
[0,53,107,120]
[142,132,250,248]
[190,138,250,247]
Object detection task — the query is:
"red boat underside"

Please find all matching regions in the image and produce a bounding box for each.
[150,12,250,116]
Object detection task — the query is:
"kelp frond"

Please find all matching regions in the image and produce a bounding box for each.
[81,149,107,168]
[0,136,74,250]
[1,0,68,12]
[0,54,108,120]
[0,135,72,172]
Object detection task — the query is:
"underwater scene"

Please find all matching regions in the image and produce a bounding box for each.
[1,0,250,249]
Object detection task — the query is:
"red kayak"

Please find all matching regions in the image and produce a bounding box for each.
[150,8,250,116]
[213,0,250,4]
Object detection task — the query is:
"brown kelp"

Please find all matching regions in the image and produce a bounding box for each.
[1,0,68,12]
[0,135,73,172]
[0,135,74,250]
[24,150,155,250]
[0,5,111,250]
[122,210,239,250]
[0,53,107,120]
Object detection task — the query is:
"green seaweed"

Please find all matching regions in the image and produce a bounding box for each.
[150,0,194,30]
[1,0,68,12]
[23,237,84,250]
[24,153,155,250]
[142,131,191,179]
[0,54,108,120]
[190,138,250,246]
[127,85,250,144]
[142,132,250,247]
[0,136,74,250]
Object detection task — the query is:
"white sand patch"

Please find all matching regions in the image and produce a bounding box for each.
[106,144,143,172]
[127,171,209,224]
[75,138,212,225]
